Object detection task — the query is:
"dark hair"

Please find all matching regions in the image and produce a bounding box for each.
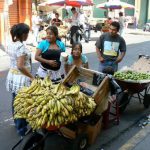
[46,26,58,38]
[119,12,123,16]
[102,66,114,75]
[55,13,59,16]
[72,42,82,53]
[71,7,76,11]
[110,21,120,31]
[10,23,30,42]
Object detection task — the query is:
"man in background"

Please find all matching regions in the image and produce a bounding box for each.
[69,7,80,44]
[118,12,126,36]
[32,11,42,46]
[95,21,126,72]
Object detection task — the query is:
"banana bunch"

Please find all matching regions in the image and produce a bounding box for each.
[14,77,96,130]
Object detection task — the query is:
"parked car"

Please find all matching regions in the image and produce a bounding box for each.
[143,23,150,32]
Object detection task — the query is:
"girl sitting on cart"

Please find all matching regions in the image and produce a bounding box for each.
[35,26,66,83]
[64,42,89,74]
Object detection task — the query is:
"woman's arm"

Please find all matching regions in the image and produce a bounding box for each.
[17,55,34,80]
[35,49,48,64]
[35,48,58,67]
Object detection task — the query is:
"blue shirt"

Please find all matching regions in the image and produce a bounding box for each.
[37,39,66,53]
[67,54,88,65]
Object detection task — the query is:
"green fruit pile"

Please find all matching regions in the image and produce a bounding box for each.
[114,70,150,81]
[14,77,96,130]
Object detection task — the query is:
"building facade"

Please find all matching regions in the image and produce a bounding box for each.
[0,0,150,46]
[0,0,32,47]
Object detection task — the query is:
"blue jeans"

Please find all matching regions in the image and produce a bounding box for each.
[98,60,118,73]
[12,93,27,136]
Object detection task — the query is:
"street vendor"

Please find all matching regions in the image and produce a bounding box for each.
[51,13,63,27]
[35,26,66,83]
[95,21,126,72]
[65,42,89,74]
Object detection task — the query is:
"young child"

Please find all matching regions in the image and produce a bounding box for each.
[65,42,89,74]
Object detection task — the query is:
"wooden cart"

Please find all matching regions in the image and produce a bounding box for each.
[58,66,110,147]
[13,66,110,150]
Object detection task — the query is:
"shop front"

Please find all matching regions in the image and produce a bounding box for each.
[0,0,32,47]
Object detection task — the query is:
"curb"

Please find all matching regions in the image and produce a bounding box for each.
[99,112,150,148]
[119,124,150,150]
[128,32,150,36]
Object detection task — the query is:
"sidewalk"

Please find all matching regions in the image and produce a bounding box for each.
[126,28,150,36]
[119,124,150,150]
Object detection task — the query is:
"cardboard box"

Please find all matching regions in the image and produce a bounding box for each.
[85,118,102,145]
[77,118,102,145]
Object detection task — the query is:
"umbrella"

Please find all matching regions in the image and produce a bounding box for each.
[96,1,135,10]
[39,5,62,12]
[39,0,93,7]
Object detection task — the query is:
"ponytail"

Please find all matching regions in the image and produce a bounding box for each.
[10,23,30,42]
[10,24,17,42]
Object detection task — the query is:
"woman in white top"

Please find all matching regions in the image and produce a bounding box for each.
[6,23,34,136]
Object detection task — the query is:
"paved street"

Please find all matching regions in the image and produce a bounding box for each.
[0,30,150,149]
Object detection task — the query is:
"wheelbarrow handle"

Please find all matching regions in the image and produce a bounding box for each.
[12,137,23,150]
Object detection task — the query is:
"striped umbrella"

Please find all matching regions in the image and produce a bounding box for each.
[39,0,93,7]
[96,1,135,10]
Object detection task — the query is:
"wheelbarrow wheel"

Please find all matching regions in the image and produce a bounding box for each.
[72,133,88,150]
[21,132,44,150]
[117,91,129,114]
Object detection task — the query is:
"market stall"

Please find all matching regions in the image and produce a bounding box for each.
[12,66,110,150]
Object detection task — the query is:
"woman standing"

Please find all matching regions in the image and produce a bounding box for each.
[6,23,34,136]
[65,42,89,74]
[35,26,66,83]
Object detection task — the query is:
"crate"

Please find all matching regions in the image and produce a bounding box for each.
[63,66,110,114]
[60,117,102,145]
[78,117,102,145]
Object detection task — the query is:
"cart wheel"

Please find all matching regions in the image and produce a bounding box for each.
[21,132,44,150]
[72,133,88,150]
[143,94,150,108]
[117,91,129,113]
